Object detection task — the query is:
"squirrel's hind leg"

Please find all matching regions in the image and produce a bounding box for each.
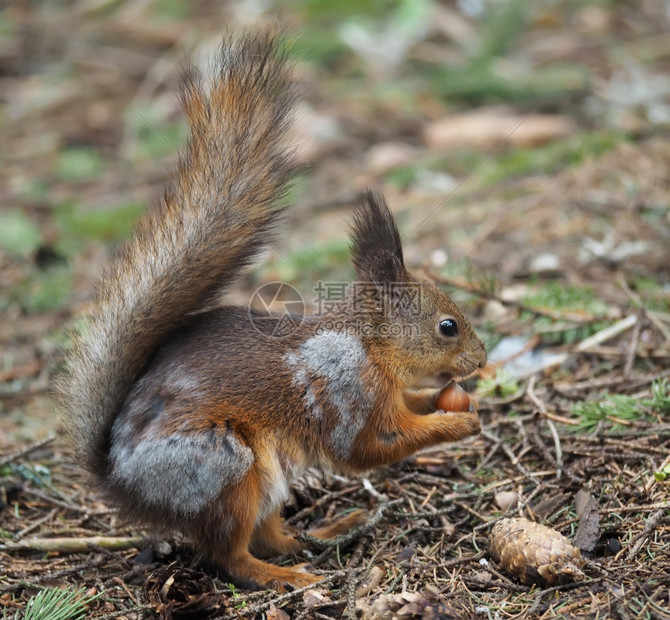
[199,470,321,590]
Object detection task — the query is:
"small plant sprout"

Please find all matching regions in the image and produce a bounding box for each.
[478,368,519,398]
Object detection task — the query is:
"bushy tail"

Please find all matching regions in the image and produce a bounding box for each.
[54,32,296,475]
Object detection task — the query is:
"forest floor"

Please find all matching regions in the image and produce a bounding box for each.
[1,1,669,618]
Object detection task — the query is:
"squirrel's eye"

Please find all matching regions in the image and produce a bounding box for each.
[438,319,458,337]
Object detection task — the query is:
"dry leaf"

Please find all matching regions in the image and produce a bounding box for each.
[303,588,331,608]
[367,141,418,174]
[144,565,225,618]
[424,109,575,151]
[575,489,592,516]
[494,490,520,512]
[266,604,290,620]
[573,493,600,553]
[356,565,384,598]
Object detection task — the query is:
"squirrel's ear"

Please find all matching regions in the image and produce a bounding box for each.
[350,191,407,284]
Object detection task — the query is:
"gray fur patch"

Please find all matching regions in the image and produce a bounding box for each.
[284,331,374,460]
[109,422,254,517]
[285,351,323,420]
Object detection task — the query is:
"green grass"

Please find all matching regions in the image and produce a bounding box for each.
[572,378,670,432]
[427,63,588,106]
[125,104,187,161]
[424,0,588,105]
[522,280,609,316]
[0,210,42,258]
[450,131,629,187]
[56,147,105,182]
[384,132,628,194]
[519,280,611,345]
[481,131,628,183]
[631,276,670,313]
[153,0,189,19]
[262,237,354,291]
[54,200,145,247]
[6,266,74,314]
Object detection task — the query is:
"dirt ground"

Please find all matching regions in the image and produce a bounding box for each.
[1,1,669,619]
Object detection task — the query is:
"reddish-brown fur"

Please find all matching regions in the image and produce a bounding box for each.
[54,32,486,590]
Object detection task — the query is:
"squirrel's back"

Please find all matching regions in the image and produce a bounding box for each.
[53,32,297,476]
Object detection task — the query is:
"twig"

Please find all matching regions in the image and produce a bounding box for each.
[0,433,56,468]
[286,484,360,526]
[530,578,603,615]
[526,375,547,414]
[540,410,581,426]
[425,270,599,324]
[342,540,367,619]
[555,502,670,529]
[514,314,639,380]
[526,377,563,479]
[214,571,345,619]
[624,508,666,561]
[497,440,539,487]
[0,556,109,594]
[545,418,563,480]
[361,477,388,501]
[645,454,670,493]
[14,508,58,542]
[90,605,154,619]
[435,550,486,569]
[624,311,643,376]
[21,488,83,512]
[572,435,669,457]
[1,535,143,553]
[619,276,670,342]
[573,314,639,354]
[553,369,670,397]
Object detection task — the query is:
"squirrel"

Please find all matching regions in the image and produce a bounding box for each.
[54,32,487,590]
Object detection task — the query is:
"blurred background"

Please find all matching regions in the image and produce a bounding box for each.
[1,0,669,436]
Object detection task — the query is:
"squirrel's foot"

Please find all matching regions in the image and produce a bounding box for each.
[226,554,321,591]
[265,564,322,592]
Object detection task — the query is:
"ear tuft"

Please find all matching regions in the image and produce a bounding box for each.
[350,191,406,284]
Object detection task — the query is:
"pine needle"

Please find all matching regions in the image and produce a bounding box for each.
[23,587,101,620]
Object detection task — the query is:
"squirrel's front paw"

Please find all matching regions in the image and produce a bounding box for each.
[464,411,482,435]
[435,409,481,439]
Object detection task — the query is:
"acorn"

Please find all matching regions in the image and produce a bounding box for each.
[433,382,471,413]
[488,518,585,586]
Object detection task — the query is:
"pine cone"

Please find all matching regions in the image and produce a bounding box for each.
[488,518,585,586]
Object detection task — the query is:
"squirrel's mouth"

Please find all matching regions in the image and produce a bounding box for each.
[413,371,453,390]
